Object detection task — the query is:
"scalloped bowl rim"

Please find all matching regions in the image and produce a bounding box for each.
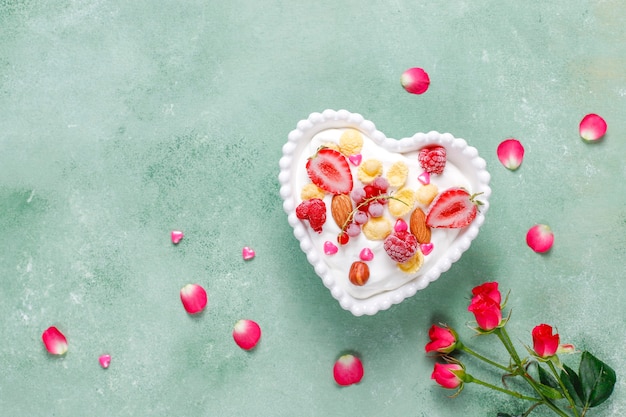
[279,109,491,316]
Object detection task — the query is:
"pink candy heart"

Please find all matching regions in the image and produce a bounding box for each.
[420,243,434,256]
[171,230,184,244]
[348,154,362,166]
[324,241,338,255]
[242,247,256,260]
[99,354,111,369]
[359,248,374,261]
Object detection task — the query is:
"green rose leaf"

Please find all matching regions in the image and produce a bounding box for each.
[579,351,616,408]
[560,363,584,407]
[537,364,559,389]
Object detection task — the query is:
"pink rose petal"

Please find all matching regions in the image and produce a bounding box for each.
[526,224,554,253]
[42,326,68,355]
[348,154,362,166]
[579,113,607,142]
[233,319,261,350]
[401,67,430,95]
[171,230,184,244]
[333,354,364,386]
[359,248,374,261]
[99,354,111,369]
[324,241,338,255]
[497,139,524,170]
[180,283,208,314]
[242,246,256,260]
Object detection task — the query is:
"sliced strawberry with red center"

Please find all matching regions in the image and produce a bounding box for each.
[306,148,353,195]
[426,188,481,228]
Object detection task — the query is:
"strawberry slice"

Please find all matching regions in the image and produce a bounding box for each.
[426,188,481,228]
[306,148,353,195]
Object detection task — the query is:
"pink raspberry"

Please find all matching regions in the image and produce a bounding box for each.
[296,198,327,233]
[418,146,447,175]
[383,231,418,263]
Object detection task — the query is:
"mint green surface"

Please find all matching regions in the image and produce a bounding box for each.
[1,1,625,416]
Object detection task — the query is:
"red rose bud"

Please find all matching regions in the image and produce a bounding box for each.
[431,363,464,389]
[471,281,501,305]
[468,296,502,331]
[532,324,560,358]
[425,324,458,354]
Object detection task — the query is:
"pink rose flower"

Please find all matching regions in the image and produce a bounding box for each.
[532,324,560,358]
[471,281,501,305]
[425,324,458,354]
[468,282,503,331]
[431,363,464,389]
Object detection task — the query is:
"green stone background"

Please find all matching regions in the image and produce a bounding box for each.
[1,1,625,416]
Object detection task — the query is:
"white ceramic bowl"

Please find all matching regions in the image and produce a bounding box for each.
[279,110,491,316]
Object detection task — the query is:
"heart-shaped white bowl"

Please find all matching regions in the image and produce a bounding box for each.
[279,110,491,316]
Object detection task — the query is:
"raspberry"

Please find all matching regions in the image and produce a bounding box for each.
[296,198,326,233]
[418,146,447,175]
[383,231,418,263]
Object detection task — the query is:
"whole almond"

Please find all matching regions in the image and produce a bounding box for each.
[331,194,353,229]
[349,261,370,286]
[410,208,431,244]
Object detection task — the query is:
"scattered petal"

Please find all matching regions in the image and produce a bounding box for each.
[99,354,111,369]
[420,243,434,256]
[417,171,431,185]
[333,354,364,386]
[180,283,208,314]
[171,230,184,244]
[242,246,256,260]
[579,113,607,142]
[348,154,362,166]
[497,139,525,170]
[233,319,261,350]
[526,224,554,253]
[42,326,68,355]
[401,67,430,95]
[324,241,339,255]
[359,247,374,261]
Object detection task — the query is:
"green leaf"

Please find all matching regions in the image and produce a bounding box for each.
[579,351,616,408]
[537,364,559,389]
[560,363,584,407]
[534,381,564,400]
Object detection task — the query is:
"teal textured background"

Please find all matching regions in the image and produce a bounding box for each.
[1,1,625,416]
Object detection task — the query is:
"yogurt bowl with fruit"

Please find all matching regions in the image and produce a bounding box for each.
[279,110,491,316]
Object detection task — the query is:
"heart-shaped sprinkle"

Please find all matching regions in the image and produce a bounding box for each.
[324,241,339,255]
[171,230,184,244]
[394,218,408,233]
[420,243,434,256]
[242,246,256,260]
[99,354,111,369]
[359,248,374,261]
[418,171,431,185]
[348,154,362,166]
